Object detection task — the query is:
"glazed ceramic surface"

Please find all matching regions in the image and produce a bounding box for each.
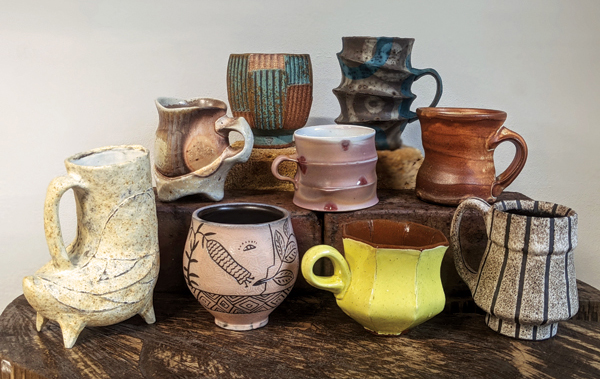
[302,219,448,335]
[333,36,442,150]
[227,53,313,148]
[271,124,378,212]
[452,198,578,340]
[23,146,159,348]
[154,97,253,202]
[183,203,298,331]
[416,107,528,206]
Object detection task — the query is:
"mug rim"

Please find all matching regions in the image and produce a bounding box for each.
[193,202,290,227]
[155,97,227,112]
[493,200,577,220]
[341,36,415,42]
[417,107,507,121]
[294,124,375,141]
[228,53,310,58]
[66,145,149,169]
[342,219,449,251]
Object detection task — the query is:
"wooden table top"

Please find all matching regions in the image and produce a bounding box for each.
[2,282,600,379]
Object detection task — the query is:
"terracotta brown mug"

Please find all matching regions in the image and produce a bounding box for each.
[415,108,528,205]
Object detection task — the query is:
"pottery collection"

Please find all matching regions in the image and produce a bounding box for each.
[182,203,298,330]
[23,146,159,348]
[227,53,313,148]
[416,107,528,206]
[451,198,578,340]
[154,97,254,202]
[23,36,579,348]
[333,36,443,150]
[302,220,449,335]
[271,124,378,212]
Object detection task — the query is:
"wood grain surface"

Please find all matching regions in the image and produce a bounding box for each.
[2,281,600,379]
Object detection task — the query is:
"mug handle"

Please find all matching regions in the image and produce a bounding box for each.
[44,175,85,270]
[407,67,443,122]
[301,245,351,300]
[488,126,528,198]
[271,154,299,190]
[217,116,254,164]
[450,198,492,293]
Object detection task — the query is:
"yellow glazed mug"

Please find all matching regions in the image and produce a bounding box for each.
[302,219,449,335]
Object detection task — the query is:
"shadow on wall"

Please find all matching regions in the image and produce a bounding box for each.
[306,117,335,126]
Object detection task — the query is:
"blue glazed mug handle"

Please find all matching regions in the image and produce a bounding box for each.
[407,67,443,122]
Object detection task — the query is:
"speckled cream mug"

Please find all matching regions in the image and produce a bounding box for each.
[271,124,378,212]
[302,219,448,335]
[451,198,578,340]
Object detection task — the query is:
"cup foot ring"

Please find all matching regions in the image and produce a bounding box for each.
[214,317,269,331]
[485,314,558,340]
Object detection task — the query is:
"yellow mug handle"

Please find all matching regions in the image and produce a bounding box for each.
[301,245,351,300]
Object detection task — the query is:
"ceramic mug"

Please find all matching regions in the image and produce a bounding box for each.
[183,203,298,331]
[451,198,578,340]
[302,219,449,335]
[227,53,313,148]
[271,124,378,212]
[23,145,159,348]
[333,36,443,150]
[416,107,528,206]
[154,97,253,202]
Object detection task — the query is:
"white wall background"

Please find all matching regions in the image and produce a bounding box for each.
[1,0,599,312]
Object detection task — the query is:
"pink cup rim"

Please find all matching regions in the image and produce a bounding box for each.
[294,124,375,142]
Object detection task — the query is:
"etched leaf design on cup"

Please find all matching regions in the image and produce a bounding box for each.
[253,223,297,287]
[283,240,298,263]
[273,270,295,286]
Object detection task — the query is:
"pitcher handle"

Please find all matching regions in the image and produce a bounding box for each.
[450,198,492,292]
[301,245,351,300]
[407,67,443,122]
[44,175,85,270]
[488,126,528,198]
[219,116,254,165]
[271,154,300,190]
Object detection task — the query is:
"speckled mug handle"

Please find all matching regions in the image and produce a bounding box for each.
[301,245,351,300]
[450,198,492,294]
[271,154,300,190]
[44,175,86,270]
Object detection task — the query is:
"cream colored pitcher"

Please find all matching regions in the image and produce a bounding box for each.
[23,145,159,348]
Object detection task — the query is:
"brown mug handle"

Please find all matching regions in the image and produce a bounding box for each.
[488,126,528,198]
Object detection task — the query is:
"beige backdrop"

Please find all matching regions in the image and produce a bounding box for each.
[1,0,599,311]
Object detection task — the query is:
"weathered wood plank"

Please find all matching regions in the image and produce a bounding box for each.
[1,284,600,379]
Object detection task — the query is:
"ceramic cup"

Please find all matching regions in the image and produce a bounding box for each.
[154,97,253,202]
[416,107,528,206]
[302,219,449,335]
[451,198,578,340]
[23,145,159,348]
[271,124,378,212]
[333,36,443,150]
[183,203,299,331]
[227,53,313,148]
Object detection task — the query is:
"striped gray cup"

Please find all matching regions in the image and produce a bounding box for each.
[451,198,578,340]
